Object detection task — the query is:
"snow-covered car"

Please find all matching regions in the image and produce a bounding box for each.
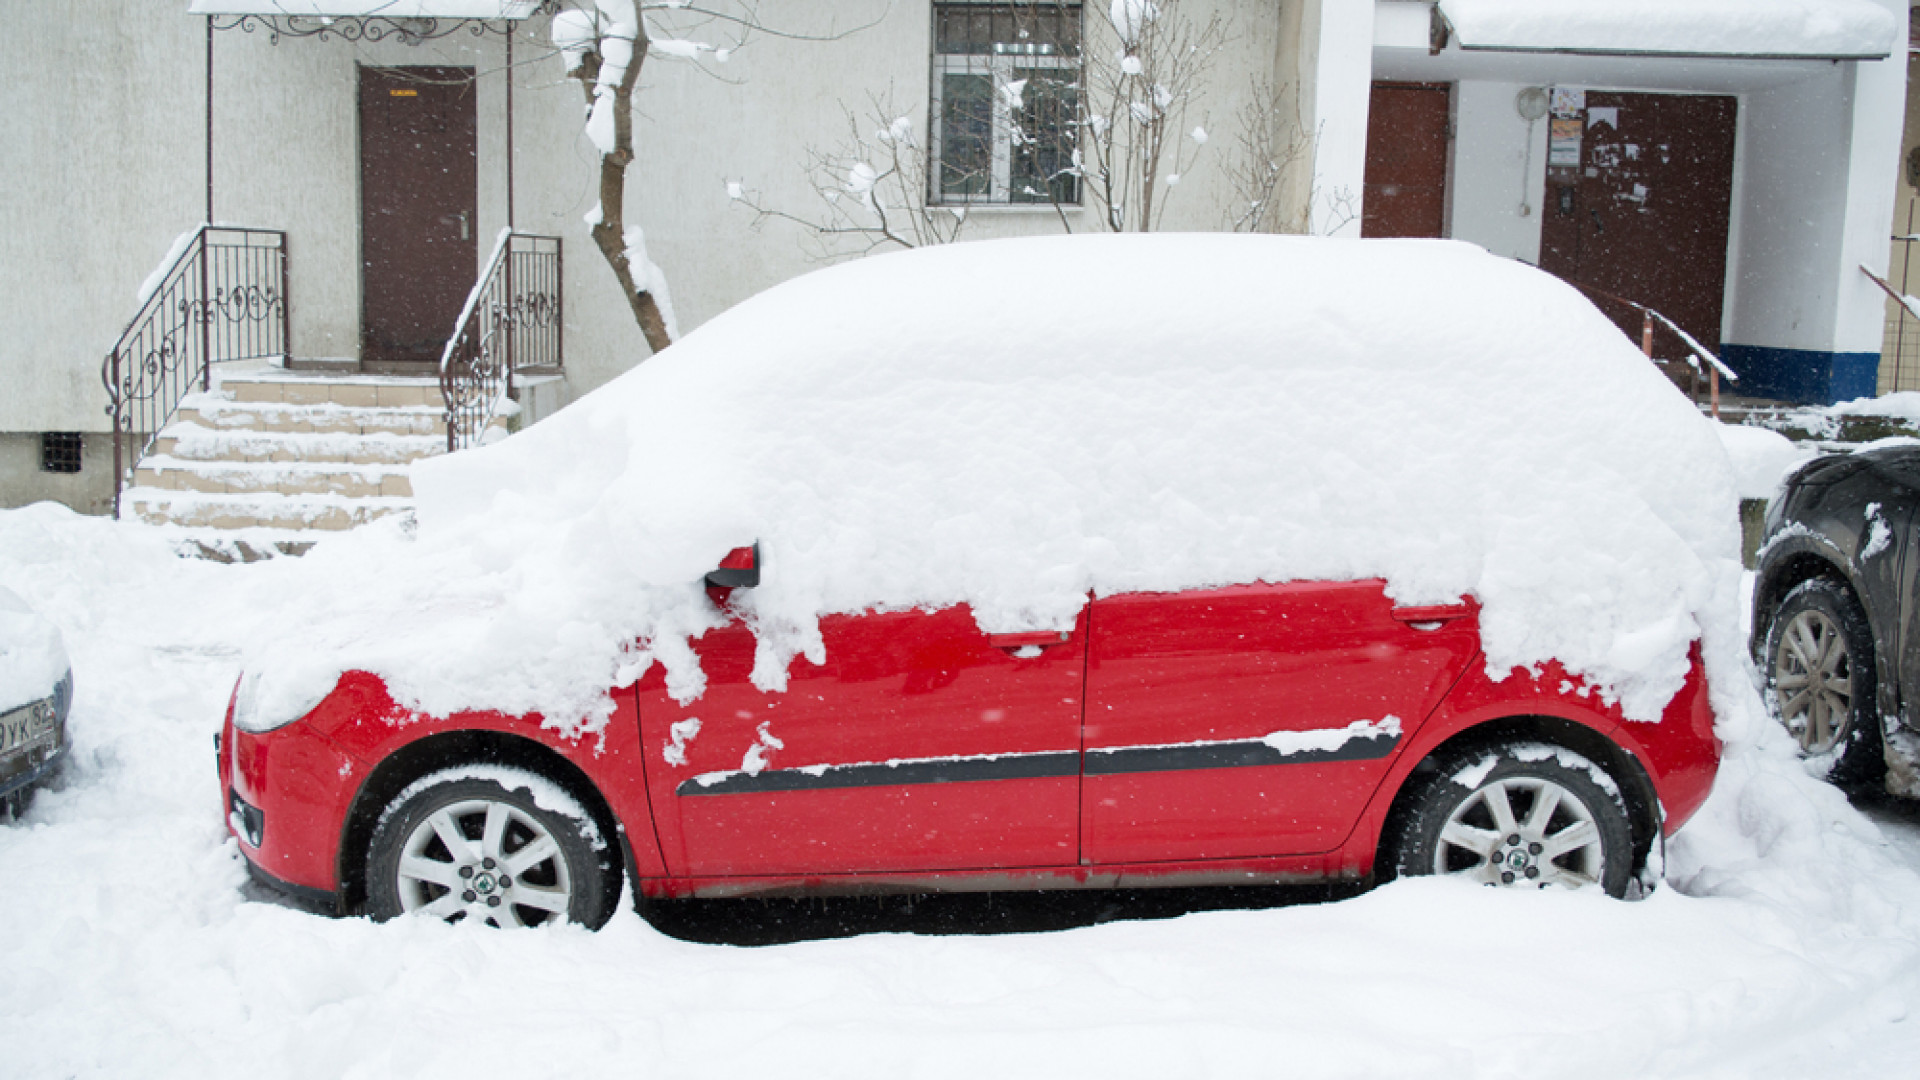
[1752,445,1920,797]
[1,584,72,816]
[221,235,1736,929]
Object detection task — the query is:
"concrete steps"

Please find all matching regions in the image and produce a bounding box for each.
[122,369,497,537]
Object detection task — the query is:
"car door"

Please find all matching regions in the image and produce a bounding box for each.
[636,603,1087,880]
[1082,580,1480,865]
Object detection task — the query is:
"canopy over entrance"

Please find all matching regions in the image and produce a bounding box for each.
[1434,0,1900,60]
[188,2,540,16]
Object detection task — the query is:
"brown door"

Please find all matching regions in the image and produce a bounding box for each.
[358,66,477,369]
[1363,82,1451,238]
[1540,92,1736,355]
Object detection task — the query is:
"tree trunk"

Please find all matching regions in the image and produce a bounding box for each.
[573,27,674,355]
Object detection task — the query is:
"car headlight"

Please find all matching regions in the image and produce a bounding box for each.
[231,669,336,735]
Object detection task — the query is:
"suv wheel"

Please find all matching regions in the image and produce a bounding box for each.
[367,766,615,929]
[1385,740,1635,897]
[1764,578,1883,789]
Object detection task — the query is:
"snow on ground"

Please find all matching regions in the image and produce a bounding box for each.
[4,500,1920,1078]
[1713,423,1814,502]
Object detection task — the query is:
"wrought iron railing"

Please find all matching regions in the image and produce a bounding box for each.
[1567,282,1738,419]
[440,230,563,452]
[102,225,288,515]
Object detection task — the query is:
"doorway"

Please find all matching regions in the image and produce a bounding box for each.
[1363,82,1452,239]
[1539,91,1737,357]
[358,66,477,370]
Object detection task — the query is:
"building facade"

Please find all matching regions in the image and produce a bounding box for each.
[1,1,1911,516]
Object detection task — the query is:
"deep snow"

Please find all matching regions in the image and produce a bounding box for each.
[244,236,1745,740]
[3,493,1920,1078]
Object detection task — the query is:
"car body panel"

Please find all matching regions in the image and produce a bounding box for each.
[1081,580,1480,863]
[635,603,1086,878]
[221,580,1720,907]
[221,672,663,895]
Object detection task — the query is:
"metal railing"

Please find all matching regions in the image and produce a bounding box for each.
[1566,282,1737,419]
[440,231,563,452]
[102,225,288,515]
[1864,259,1920,393]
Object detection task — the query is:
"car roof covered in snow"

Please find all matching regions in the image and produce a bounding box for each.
[260,234,1743,734]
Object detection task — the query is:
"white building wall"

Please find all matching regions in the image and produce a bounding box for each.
[2,0,1300,466]
[1300,0,1375,235]
[1,2,205,435]
[1448,80,1548,264]
[1725,69,1853,353]
[1836,27,1911,354]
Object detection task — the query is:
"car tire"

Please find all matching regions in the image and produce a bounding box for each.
[1763,578,1884,789]
[1383,740,1635,898]
[366,766,615,929]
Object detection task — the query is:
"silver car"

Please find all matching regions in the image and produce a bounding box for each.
[1,584,71,816]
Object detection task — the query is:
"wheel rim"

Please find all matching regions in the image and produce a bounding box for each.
[1433,777,1605,889]
[1773,608,1853,754]
[394,796,573,927]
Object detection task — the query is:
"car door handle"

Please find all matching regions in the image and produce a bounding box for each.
[988,631,1074,650]
[1391,604,1475,630]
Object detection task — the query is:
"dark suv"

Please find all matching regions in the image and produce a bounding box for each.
[1753,444,1920,796]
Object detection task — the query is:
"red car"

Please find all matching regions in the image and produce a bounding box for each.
[217,236,1726,929]
[220,545,1718,929]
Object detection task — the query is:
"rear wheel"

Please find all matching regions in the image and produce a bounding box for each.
[1764,578,1883,789]
[367,767,614,929]
[1385,740,1635,897]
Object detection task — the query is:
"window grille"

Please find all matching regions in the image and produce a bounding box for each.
[931,2,1082,206]
[40,433,83,474]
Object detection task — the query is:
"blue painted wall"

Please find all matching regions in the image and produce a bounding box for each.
[1720,345,1880,405]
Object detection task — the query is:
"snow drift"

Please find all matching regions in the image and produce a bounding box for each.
[253,234,1742,735]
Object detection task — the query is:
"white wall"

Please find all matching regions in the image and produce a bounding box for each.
[0,2,204,434]
[1724,68,1853,352]
[1448,80,1549,263]
[1301,0,1375,235]
[1835,13,1911,354]
[1,0,1303,449]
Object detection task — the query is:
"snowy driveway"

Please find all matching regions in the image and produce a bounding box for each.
[4,503,1919,1079]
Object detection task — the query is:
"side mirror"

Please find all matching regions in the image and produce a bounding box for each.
[705,543,760,589]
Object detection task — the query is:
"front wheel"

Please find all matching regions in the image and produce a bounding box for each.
[1384,741,1636,897]
[367,766,615,929]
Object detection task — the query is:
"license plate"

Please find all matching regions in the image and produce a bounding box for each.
[0,700,56,760]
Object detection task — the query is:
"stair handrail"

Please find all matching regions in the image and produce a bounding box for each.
[1565,281,1736,418]
[440,229,564,453]
[102,224,289,517]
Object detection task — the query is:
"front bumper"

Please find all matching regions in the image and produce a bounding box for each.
[218,704,364,903]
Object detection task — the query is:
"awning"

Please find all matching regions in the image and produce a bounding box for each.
[188,2,541,17]
[1435,0,1901,61]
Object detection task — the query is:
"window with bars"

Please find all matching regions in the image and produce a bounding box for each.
[931,2,1081,206]
[40,433,83,474]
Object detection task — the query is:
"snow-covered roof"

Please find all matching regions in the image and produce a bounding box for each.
[1436,0,1901,60]
[187,2,541,18]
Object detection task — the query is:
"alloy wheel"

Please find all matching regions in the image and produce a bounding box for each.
[1773,607,1853,755]
[393,796,574,928]
[1432,776,1606,889]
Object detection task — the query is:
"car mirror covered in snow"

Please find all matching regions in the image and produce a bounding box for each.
[704,543,760,590]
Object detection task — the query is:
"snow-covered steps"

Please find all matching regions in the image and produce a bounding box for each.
[122,370,499,537]
[123,487,416,532]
